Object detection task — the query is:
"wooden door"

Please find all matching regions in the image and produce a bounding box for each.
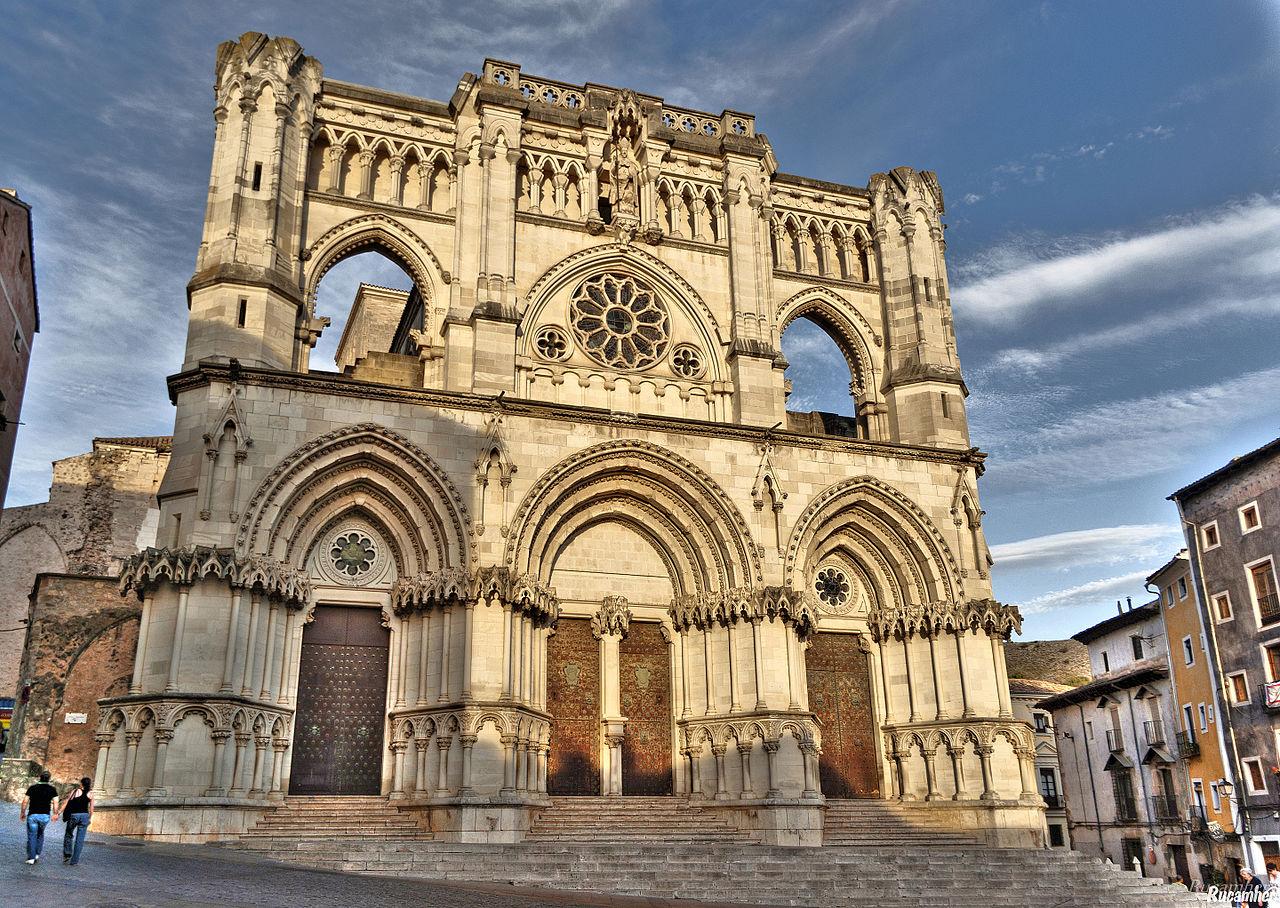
[547,617,601,795]
[288,605,389,795]
[620,621,673,795]
[805,631,880,798]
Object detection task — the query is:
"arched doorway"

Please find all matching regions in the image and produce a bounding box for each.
[289,604,390,795]
[804,630,879,798]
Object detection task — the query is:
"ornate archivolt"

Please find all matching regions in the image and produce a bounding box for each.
[505,439,759,592]
[775,286,881,400]
[119,545,313,608]
[237,423,470,573]
[786,475,961,604]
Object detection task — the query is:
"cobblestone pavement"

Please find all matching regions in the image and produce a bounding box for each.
[1,803,748,908]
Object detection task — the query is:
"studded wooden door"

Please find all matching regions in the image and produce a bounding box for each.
[620,621,673,795]
[805,631,880,798]
[547,617,601,795]
[288,605,390,795]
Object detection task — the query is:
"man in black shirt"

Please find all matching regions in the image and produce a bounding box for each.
[20,771,60,864]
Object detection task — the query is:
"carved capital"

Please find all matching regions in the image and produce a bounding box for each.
[591,595,632,639]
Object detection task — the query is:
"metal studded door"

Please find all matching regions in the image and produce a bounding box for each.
[620,621,673,795]
[288,605,390,795]
[546,617,601,795]
[805,631,880,798]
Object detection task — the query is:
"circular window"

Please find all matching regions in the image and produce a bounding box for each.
[542,88,559,104]
[565,94,582,109]
[331,531,377,578]
[534,325,571,362]
[815,567,850,607]
[731,120,747,136]
[493,70,511,86]
[662,112,676,128]
[569,273,670,371]
[702,122,718,137]
[670,344,705,379]
[681,117,697,133]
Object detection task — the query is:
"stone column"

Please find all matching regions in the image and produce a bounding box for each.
[130,592,155,694]
[521,614,534,704]
[389,155,405,205]
[165,587,191,693]
[259,602,280,701]
[515,741,529,791]
[799,743,820,799]
[438,606,452,703]
[390,741,408,800]
[462,601,476,701]
[763,740,781,798]
[738,741,754,797]
[976,745,997,800]
[206,731,230,796]
[690,746,704,799]
[323,145,343,193]
[356,150,374,199]
[927,632,949,720]
[679,629,692,717]
[250,735,270,796]
[500,603,513,700]
[220,590,243,693]
[435,736,452,796]
[92,733,112,797]
[525,742,538,793]
[991,634,1014,718]
[508,610,522,703]
[119,731,142,796]
[892,750,911,800]
[276,608,296,705]
[711,744,729,800]
[948,745,969,800]
[270,740,288,797]
[751,619,766,710]
[500,735,517,795]
[537,744,549,794]
[229,734,250,796]
[955,628,975,718]
[902,635,920,722]
[784,624,800,710]
[395,614,410,708]
[1016,746,1040,802]
[726,620,741,713]
[877,639,894,723]
[416,611,431,707]
[922,748,942,801]
[240,593,261,697]
[414,738,430,797]
[703,628,716,715]
[608,733,626,797]
[459,734,476,796]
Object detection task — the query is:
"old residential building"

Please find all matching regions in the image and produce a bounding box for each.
[1009,678,1071,848]
[1040,601,1209,884]
[1149,551,1239,879]
[53,31,1045,847]
[1172,436,1280,870]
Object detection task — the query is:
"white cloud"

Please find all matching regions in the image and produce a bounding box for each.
[952,196,1280,325]
[1019,571,1153,616]
[991,523,1183,571]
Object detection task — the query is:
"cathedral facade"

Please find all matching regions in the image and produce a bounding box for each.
[89,32,1039,844]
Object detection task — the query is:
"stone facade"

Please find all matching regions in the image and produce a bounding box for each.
[1172,435,1280,872]
[0,188,39,510]
[85,32,1041,845]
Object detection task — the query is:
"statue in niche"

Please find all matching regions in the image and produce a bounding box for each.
[607,89,645,237]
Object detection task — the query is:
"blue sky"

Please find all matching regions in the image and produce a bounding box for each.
[2,1,1278,640]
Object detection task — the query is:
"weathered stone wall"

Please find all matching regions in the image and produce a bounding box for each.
[0,190,39,509]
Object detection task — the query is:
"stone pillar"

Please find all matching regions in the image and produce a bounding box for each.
[270,740,288,797]
[991,634,1014,718]
[892,750,913,801]
[520,614,533,703]
[508,610,522,703]
[679,629,692,718]
[750,619,766,710]
[525,742,538,794]
[537,744,549,794]
[690,746,704,799]
[902,635,919,722]
[763,740,781,798]
[165,587,190,693]
[711,744,729,800]
[276,608,296,705]
[259,602,280,701]
[395,614,410,708]
[461,601,476,701]
[390,741,407,800]
[800,743,820,799]
[220,590,243,693]
[726,621,741,713]
[785,624,800,710]
[229,734,250,796]
[927,632,948,720]
[948,745,969,800]
[250,735,270,796]
[435,736,452,796]
[206,731,230,796]
[240,593,261,697]
[459,734,476,796]
[414,738,430,797]
[356,150,374,199]
[500,734,517,795]
[389,155,405,205]
[118,731,142,796]
[738,741,754,797]
[922,748,942,801]
[130,592,155,694]
[500,604,513,701]
[976,745,997,800]
[955,629,974,718]
[438,606,452,703]
[92,734,112,797]
[416,611,431,707]
[703,629,716,715]
[1016,746,1040,802]
[323,145,344,193]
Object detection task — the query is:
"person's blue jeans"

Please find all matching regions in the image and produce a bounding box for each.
[25,814,50,860]
[62,813,90,864]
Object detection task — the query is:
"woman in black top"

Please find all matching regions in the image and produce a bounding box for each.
[61,777,93,866]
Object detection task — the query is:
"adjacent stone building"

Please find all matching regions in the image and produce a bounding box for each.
[75,32,1040,845]
[1040,601,1211,884]
[1172,435,1280,872]
[0,188,39,508]
[0,437,167,773]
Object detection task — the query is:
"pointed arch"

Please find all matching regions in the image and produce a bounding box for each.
[236,423,470,575]
[776,285,881,404]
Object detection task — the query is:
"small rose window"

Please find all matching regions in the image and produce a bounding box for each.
[569,273,670,371]
[331,531,376,578]
[815,567,850,606]
[534,325,571,362]
[670,344,705,379]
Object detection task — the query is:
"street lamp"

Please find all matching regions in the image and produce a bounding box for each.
[1215,779,1234,799]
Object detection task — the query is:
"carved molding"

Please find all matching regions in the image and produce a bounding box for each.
[119,546,313,607]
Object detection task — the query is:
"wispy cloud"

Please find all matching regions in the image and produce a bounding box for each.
[952,196,1280,324]
[992,524,1183,572]
[1020,570,1153,616]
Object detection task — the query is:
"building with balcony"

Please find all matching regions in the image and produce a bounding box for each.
[1149,551,1240,881]
[1009,678,1072,848]
[1040,600,1211,884]
[1172,435,1280,871]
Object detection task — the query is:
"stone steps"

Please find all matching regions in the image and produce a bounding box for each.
[525,796,751,844]
[821,799,985,846]
[235,795,434,842]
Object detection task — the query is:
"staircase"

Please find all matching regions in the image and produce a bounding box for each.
[822,799,984,846]
[235,795,434,845]
[526,796,752,844]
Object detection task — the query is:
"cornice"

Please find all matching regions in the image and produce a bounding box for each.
[303,190,456,227]
[167,361,987,470]
[772,269,878,294]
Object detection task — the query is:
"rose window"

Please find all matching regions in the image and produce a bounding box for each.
[534,325,571,362]
[331,531,376,578]
[569,273,670,370]
[670,344,705,379]
[815,568,850,607]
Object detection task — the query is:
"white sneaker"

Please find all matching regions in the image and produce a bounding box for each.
[25,858,35,864]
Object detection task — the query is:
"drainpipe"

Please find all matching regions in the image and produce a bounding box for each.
[1177,503,1255,868]
[1075,702,1105,852]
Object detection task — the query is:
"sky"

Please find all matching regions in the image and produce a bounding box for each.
[1,1,1278,641]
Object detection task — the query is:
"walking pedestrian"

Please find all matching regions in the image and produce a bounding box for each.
[61,777,94,866]
[19,770,60,864]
